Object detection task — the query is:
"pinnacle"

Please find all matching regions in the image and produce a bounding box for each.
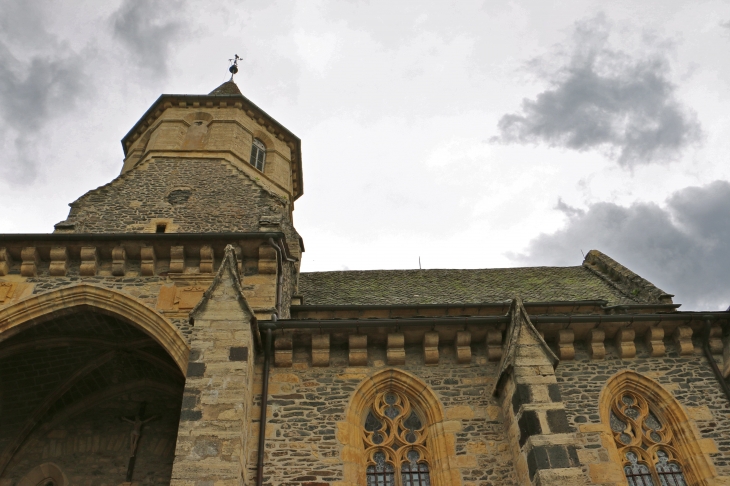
[209,80,242,96]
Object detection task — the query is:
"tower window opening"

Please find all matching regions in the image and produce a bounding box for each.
[156,223,167,233]
[250,138,266,171]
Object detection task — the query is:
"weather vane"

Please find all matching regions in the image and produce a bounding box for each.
[228,54,241,81]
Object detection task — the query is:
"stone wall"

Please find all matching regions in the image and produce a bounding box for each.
[557,338,730,484]
[57,157,300,247]
[249,341,517,486]
[1,390,181,486]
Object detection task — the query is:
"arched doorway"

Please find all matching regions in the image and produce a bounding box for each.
[0,286,187,485]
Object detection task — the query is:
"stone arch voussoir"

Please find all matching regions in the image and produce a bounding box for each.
[341,368,461,486]
[600,370,719,485]
[16,462,68,486]
[0,283,189,373]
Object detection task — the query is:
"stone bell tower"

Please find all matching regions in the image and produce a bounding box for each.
[50,73,303,320]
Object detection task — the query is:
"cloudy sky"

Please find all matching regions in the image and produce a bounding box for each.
[1,0,729,310]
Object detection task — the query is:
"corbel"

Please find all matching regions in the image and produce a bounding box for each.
[311,334,330,367]
[589,329,606,359]
[274,334,293,367]
[349,334,368,366]
[615,328,636,359]
[423,331,439,365]
[49,247,68,276]
[200,245,214,273]
[486,330,502,361]
[20,247,39,277]
[387,333,406,365]
[112,246,127,276]
[673,326,693,356]
[258,245,277,274]
[455,330,472,364]
[141,246,157,276]
[169,246,185,273]
[644,327,665,357]
[0,248,12,276]
[557,329,575,360]
[80,247,99,276]
[710,325,723,354]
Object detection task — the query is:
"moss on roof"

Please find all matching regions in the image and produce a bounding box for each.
[298,266,641,306]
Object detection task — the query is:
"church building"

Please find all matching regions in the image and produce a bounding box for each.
[0,71,729,486]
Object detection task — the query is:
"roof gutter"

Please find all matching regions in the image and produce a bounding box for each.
[262,312,730,330]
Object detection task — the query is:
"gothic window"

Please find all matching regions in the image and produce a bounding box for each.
[363,391,431,486]
[250,138,266,171]
[609,391,688,486]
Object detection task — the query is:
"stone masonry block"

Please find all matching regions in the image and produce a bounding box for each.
[387,333,405,365]
[49,247,68,276]
[673,326,694,356]
[512,384,531,414]
[557,329,575,360]
[349,334,367,366]
[0,247,10,276]
[80,246,98,276]
[274,334,293,367]
[141,246,157,276]
[20,247,39,277]
[112,245,127,276]
[200,245,214,273]
[258,245,277,274]
[170,245,185,273]
[455,330,472,364]
[546,409,572,434]
[615,328,636,359]
[588,329,605,359]
[311,333,330,367]
[423,331,439,365]
[486,329,503,361]
[644,326,665,357]
[518,410,541,447]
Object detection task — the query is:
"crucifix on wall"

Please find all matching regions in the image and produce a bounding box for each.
[120,402,160,482]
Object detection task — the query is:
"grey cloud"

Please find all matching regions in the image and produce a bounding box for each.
[494,15,701,167]
[112,0,183,77]
[0,45,85,132]
[514,180,730,310]
[0,2,87,183]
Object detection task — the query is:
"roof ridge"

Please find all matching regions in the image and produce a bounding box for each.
[582,250,673,305]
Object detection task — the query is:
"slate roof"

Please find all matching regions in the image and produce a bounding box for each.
[298,266,642,306]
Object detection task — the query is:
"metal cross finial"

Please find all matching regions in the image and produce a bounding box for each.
[229,54,241,80]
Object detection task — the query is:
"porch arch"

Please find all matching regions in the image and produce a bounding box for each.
[0,283,189,372]
[341,368,461,486]
[600,370,719,485]
[16,462,68,486]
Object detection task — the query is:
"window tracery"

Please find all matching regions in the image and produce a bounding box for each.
[609,391,688,486]
[363,391,431,486]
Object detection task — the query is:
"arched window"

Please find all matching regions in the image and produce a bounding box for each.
[363,390,431,486]
[250,138,266,171]
[610,390,688,486]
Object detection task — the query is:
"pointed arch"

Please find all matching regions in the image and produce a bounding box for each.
[600,370,719,485]
[0,283,189,372]
[16,462,68,486]
[341,369,461,486]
